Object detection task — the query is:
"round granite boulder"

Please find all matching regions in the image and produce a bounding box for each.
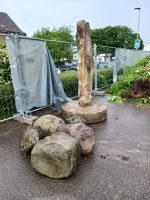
[33,115,65,137]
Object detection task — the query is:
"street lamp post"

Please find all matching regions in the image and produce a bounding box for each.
[134,7,141,40]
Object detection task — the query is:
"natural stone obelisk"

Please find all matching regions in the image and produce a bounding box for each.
[77,20,93,106]
[61,20,107,123]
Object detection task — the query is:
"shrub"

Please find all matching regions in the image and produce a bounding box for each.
[0,84,16,120]
[108,55,150,103]
[0,39,11,83]
[60,70,78,97]
[60,68,114,98]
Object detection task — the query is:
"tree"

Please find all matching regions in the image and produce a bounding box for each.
[0,39,11,82]
[33,25,74,42]
[33,26,74,63]
[91,25,144,50]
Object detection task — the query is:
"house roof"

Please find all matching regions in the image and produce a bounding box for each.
[0,12,25,35]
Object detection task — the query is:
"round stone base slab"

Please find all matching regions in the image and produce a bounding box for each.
[61,101,107,124]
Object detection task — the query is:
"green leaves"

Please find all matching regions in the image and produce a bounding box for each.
[108,96,125,103]
[108,55,150,103]
[33,26,74,42]
[91,26,144,49]
[33,26,74,62]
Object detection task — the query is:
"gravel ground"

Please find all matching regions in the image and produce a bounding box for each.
[0,96,150,200]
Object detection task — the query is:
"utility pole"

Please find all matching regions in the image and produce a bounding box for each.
[134,7,141,50]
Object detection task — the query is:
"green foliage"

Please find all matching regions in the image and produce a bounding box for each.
[60,70,78,97]
[60,68,114,97]
[33,26,74,62]
[108,55,150,103]
[33,26,74,42]
[0,39,6,49]
[108,96,125,103]
[91,25,144,50]
[127,96,150,104]
[0,84,16,120]
[96,68,114,88]
[137,96,150,104]
[0,45,11,82]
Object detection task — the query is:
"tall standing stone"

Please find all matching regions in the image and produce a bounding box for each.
[77,20,93,106]
[61,20,107,124]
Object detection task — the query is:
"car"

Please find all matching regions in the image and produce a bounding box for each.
[56,68,61,74]
[97,62,109,68]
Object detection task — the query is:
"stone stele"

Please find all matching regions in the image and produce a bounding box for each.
[61,20,107,123]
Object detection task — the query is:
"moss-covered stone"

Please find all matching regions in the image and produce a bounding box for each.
[33,115,65,136]
[31,132,81,178]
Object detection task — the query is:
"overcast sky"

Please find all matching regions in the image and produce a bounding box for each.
[1,0,150,45]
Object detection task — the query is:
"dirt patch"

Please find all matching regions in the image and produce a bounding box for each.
[123,79,150,98]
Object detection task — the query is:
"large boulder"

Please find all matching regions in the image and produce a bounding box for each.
[20,126,39,154]
[65,116,87,124]
[58,123,95,155]
[33,115,65,137]
[31,132,81,178]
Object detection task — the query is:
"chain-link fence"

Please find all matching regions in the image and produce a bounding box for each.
[1,37,149,122]
[0,38,79,122]
[0,47,16,121]
[93,44,116,90]
[46,40,78,98]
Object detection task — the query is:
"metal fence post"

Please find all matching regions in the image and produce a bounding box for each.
[93,44,97,91]
[113,48,117,83]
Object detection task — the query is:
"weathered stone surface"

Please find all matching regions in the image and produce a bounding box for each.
[33,115,64,137]
[58,123,95,154]
[65,116,87,124]
[20,126,39,154]
[31,132,81,178]
[61,101,107,124]
[77,20,93,106]
[91,90,106,96]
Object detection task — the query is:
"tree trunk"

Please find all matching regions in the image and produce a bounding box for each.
[77,20,93,106]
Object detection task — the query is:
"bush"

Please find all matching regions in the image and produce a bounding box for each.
[60,68,114,98]
[0,84,16,120]
[0,39,11,83]
[60,70,78,97]
[108,55,150,103]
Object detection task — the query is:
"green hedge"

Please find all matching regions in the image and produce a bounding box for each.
[0,84,16,120]
[60,68,114,97]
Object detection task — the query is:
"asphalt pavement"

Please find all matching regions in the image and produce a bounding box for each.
[0,96,150,200]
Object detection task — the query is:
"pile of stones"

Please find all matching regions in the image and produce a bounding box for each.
[20,114,96,179]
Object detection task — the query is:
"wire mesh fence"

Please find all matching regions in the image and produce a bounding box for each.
[94,44,116,90]
[0,39,80,122]
[46,40,78,98]
[0,47,16,121]
[0,38,119,122]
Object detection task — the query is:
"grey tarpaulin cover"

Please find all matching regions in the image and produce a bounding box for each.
[113,48,150,82]
[6,35,67,113]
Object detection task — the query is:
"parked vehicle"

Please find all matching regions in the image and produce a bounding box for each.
[97,62,109,68]
[56,68,61,74]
